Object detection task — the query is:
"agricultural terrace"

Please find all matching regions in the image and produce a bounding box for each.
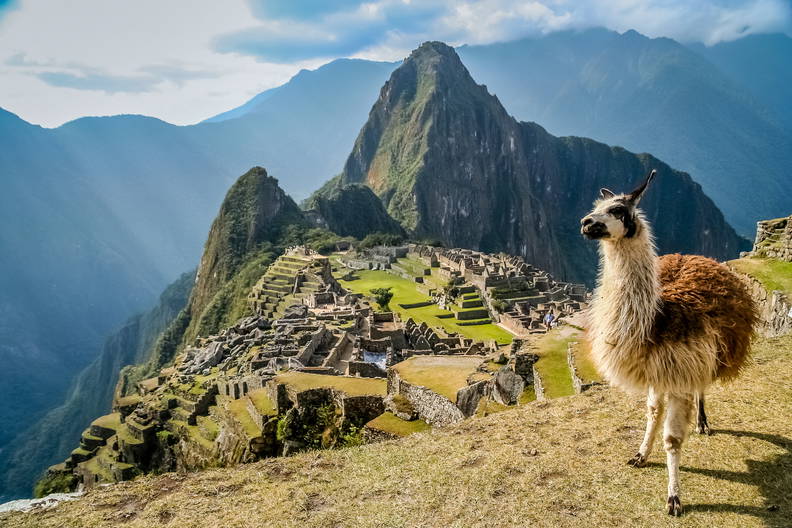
[336,268,513,345]
[533,327,601,399]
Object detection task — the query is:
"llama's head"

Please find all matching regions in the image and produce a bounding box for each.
[580,169,656,241]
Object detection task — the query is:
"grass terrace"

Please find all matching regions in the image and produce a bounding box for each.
[91,413,121,430]
[248,389,277,416]
[730,257,792,298]
[366,412,431,437]
[533,328,600,399]
[391,356,483,402]
[275,372,386,397]
[226,398,262,438]
[337,269,512,344]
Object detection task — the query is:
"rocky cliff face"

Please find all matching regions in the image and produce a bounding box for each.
[339,41,747,283]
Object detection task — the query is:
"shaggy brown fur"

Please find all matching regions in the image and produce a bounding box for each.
[654,254,757,381]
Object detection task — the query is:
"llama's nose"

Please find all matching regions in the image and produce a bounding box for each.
[581,216,593,226]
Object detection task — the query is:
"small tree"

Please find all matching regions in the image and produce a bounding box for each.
[370,287,394,310]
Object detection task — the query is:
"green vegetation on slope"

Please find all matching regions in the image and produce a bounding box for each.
[366,412,430,437]
[533,330,577,399]
[730,257,792,299]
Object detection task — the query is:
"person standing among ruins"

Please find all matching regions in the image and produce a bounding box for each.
[544,311,555,330]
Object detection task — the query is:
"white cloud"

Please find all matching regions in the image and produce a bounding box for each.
[0,0,788,127]
[0,0,321,126]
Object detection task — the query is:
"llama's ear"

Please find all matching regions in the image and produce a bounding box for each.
[599,188,615,199]
[627,169,657,205]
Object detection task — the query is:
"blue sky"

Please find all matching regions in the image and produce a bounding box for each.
[0,0,789,127]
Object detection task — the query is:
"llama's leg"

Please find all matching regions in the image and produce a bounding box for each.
[628,387,664,467]
[663,393,693,516]
[695,392,711,435]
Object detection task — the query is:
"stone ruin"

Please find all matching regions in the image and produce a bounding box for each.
[407,244,588,336]
[744,214,792,262]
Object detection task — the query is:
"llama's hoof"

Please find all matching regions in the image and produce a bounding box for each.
[696,422,712,435]
[627,452,647,468]
[666,495,683,516]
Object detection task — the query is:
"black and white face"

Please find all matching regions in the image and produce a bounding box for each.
[580,195,636,241]
[580,170,656,242]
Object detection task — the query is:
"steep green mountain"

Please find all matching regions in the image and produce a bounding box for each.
[182,166,307,344]
[303,179,404,239]
[337,41,746,283]
[456,29,792,235]
[0,271,193,500]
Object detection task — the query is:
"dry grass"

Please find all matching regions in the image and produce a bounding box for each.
[275,372,386,397]
[392,356,484,402]
[5,335,791,528]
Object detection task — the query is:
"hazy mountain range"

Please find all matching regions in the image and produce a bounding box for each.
[0,28,789,501]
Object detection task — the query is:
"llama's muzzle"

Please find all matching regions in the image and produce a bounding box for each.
[580,216,607,239]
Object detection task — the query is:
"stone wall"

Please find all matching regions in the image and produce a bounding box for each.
[566,342,601,394]
[387,369,464,426]
[532,366,545,401]
[749,215,792,262]
[731,268,792,337]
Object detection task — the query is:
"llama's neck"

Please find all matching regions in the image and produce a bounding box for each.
[590,221,660,350]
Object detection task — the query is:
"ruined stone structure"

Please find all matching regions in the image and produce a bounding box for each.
[408,244,588,335]
[745,215,792,262]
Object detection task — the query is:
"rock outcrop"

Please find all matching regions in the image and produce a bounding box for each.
[303,180,404,239]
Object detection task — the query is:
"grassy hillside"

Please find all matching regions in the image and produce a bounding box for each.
[5,334,789,527]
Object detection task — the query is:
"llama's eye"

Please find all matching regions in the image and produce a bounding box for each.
[609,206,627,216]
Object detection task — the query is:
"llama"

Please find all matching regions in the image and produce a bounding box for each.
[580,169,757,516]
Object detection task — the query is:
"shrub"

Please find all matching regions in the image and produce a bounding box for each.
[370,287,394,310]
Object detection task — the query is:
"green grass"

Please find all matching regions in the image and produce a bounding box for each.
[114,424,144,446]
[533,330,576,399]
[338,270,512,344]
[573,339,602,383]
[394,257,430,277]
[518,387,536,404]
[730,257,792,298]
[91,413,121,430]
[275,372,386,397]
[392,356,483,402]
[248,389,277,416]
[226,398,262,438]
[366,412,430,437]
[186,423,215,450]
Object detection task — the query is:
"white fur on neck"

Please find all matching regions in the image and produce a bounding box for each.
[589,212,661,389]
